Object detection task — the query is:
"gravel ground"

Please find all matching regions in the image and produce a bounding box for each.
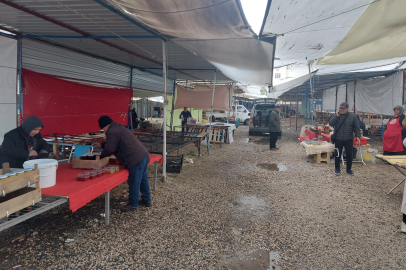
[1,117,406,269]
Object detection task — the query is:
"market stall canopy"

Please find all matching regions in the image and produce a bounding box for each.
[260,0,406,77]
[317,0,406,65]
[268,72,315,98]
[0,0,233,85]
[174,85,229,111]
[104,0,276,86]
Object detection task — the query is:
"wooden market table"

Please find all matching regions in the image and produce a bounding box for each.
[376,154,406,194]
[41,154,162,225]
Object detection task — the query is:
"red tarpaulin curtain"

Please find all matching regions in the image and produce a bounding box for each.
[22,69,132,135]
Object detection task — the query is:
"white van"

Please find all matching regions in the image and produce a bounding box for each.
[206,105,251,125]
[229,105,251,125]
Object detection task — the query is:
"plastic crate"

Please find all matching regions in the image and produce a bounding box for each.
[166,155,184,174]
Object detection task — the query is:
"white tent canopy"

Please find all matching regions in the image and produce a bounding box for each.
[260,0,406,79]
[105,0,276,86]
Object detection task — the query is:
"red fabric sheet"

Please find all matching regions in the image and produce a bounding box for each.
[22,69,132,135]
[41,154,162,212]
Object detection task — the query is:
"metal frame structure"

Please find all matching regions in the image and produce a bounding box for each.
[277,70,399,122]
[0,197,68,232]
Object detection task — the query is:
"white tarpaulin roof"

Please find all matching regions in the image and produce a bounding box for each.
[260,0,406,78]
[105,0,275,86]
[317,0,406,65]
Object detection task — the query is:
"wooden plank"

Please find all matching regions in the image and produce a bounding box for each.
[196,132,209,138]
[0,188,42,219]
[376,154,406,159]
[0,169,40,195]
[72,157,110,169]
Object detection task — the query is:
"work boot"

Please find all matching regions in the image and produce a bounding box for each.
[334,168,340,176]
[139,200,152,207]
[119,203,138,212]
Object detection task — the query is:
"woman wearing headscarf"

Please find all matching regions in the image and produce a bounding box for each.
[383,105,406,155]
[0,116,50,169]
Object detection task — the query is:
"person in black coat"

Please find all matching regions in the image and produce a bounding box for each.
[0,116,50,169]
[131,108,139,129]
[356,115,367,136]
[179,107,192,132]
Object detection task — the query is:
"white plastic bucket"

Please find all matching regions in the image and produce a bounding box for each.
[23,159,58,188]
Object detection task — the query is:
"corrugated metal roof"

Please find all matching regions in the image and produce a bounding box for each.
[0,0,232,83]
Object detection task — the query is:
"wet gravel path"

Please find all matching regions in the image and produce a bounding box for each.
[1,118,406,269]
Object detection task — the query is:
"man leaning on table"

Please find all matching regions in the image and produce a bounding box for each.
[329,102,361,176]
[94,116,151,212]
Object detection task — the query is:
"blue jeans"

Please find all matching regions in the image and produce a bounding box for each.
[128,156,151,207]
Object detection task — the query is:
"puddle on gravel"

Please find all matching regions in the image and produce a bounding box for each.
[249,137,269,145]
[218,250,282,270]
[256,163,288,172]
[238,195,266,211]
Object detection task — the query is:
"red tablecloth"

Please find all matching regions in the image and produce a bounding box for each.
[42,154,162,212]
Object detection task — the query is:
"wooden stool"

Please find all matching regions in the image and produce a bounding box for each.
[313,152,331,163]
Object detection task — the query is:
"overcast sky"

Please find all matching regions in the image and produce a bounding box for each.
[240,0,268,34]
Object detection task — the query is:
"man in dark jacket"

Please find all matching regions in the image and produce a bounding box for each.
[329,102,361,176]
[96,116,151,212]
[179,107,192,132]
[0,116,49,169]
[268,105,282,150]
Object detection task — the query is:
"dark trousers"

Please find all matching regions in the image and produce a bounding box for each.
[269,132,279,149]
[181,121,187,132]
[128,156,151,207]
[335,139,353,170]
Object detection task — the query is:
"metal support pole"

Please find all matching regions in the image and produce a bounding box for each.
[354,81,357,113]
[234,94,237,123]
[170,81,176,131]
[208,70,217,153]
[228,85,231,123]
[18,37,23,122]
[305,82,308,125]
[284,101,287,122]
[129,68,133,129]
[335,86,338,113]
[153,162,158,191]
[162,40,167,181]
[146,97,149,119]
[290,92,292,127]
[296,87,298,131]
[104,191,110,226]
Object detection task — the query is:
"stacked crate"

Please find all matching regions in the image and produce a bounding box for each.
[368,124,384,137]
[0,163,42,220]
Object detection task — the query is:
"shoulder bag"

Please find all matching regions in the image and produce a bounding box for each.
[331,113,349,144]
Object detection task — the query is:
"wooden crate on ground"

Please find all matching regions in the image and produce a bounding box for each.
[72,156,110,169]
[0,163,42,220]
[313,152,331,164]
[369,124,384,137]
